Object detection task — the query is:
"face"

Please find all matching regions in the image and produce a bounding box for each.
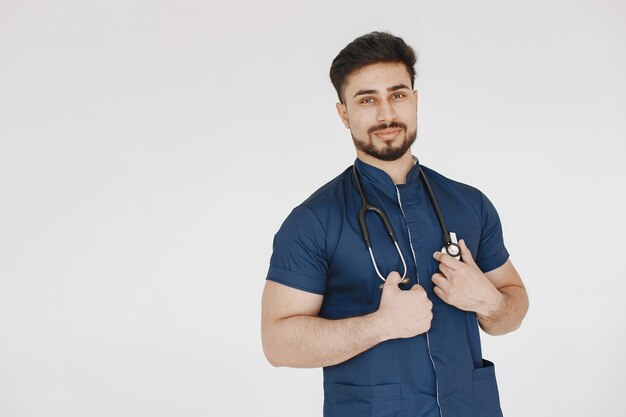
[336,62,418,162]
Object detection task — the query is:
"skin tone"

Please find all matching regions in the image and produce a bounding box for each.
[336,62,418,185]
[261,62,529,368]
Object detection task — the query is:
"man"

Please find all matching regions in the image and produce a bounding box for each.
[261,31,528,417]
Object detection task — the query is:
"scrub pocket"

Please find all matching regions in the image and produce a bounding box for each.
[472,359,504,417]
[327,382,406,417]
[451,227,481,256]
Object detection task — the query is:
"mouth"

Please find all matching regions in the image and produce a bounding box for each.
[373,129,402,141]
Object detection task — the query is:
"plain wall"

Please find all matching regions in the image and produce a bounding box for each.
[1,0,625,416]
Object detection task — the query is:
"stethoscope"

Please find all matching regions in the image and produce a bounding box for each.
[353,161,461,286]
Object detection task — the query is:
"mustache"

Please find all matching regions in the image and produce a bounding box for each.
[368,121,407,134]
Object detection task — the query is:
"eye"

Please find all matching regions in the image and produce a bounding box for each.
[391,92,407,100]
[360,97,376,104]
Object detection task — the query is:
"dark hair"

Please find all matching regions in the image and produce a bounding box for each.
[329,31,417,103]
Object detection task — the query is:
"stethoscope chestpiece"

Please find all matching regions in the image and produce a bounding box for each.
[378,277,410,290]
[442,232,461,260]
[444,242,461,259]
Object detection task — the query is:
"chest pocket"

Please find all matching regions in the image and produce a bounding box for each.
[449,227,481,259]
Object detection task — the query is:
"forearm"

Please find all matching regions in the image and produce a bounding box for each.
[263,312,387,368]
[477,285,529,336]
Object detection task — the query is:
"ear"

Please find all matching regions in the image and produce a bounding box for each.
[335,102,350,129]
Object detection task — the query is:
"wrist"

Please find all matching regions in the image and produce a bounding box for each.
[478,291,507,319]
[367,310,391,343]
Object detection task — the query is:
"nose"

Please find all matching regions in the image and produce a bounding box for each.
[376,98,398,123]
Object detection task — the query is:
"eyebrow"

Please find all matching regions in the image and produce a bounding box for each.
[352,84,411,98]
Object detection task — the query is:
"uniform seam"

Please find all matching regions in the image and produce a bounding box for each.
[300,202,334,271]
[327,175,349,266]
[303,174,351,267]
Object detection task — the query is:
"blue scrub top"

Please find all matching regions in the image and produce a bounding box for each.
[267,158,509,417]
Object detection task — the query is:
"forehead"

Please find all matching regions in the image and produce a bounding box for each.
[344,62,412,95]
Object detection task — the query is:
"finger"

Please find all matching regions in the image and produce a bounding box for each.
[410,283,425,293]
[433,284,448,303]
[438,262,453,277]
[431,272,450,290]
[459,239,476,266]
[433,250,459,270]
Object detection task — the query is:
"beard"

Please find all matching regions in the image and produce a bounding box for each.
[351,121,417,161]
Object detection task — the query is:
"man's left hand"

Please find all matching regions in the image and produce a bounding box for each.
[431,239,503,316]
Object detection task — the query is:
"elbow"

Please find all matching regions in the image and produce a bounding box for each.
[263,348,284,368]
[262,318,291,367]
[261,333,285,367]
[483,323,520,336]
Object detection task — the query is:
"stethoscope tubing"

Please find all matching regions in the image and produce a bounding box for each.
[353,161,460,283]
[353,164,408,282]
[417,166,461,258]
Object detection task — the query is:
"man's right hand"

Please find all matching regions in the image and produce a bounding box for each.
[376,271,433,340]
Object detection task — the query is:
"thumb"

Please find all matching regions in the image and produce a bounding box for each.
[459,239,476,266]
[384,271,402,288]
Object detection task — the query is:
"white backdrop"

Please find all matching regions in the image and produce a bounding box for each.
[1,0,625,416]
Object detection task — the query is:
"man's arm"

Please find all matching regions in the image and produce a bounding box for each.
[477,259,528,335]
[432,239,529,336]
[261,272,433,368]
[261,281,382,368]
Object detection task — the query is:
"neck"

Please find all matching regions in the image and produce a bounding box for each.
[356,150,415,185]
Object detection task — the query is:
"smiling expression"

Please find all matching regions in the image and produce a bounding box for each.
[336,62,418,161]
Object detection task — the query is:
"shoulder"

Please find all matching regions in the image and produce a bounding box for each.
[274,166,352,267]
[420,164,484,202]
[298,166,353,223]
[420,164,503,227]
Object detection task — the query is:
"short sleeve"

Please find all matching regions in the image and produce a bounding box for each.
[475,193,510,272]
[266,204,328,294]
